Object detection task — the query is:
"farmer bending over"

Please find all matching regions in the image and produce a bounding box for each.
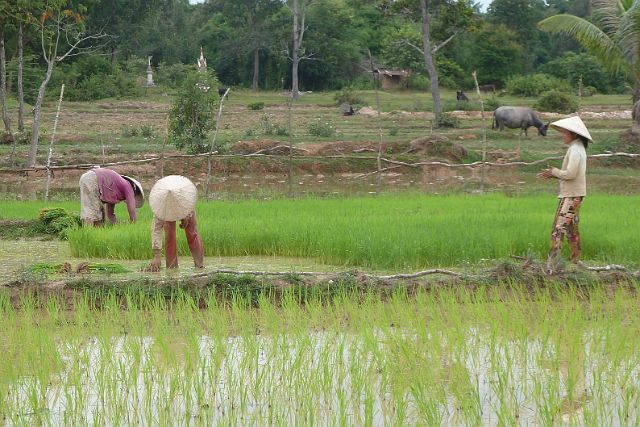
[79,167,144,226]
[145,175,204,272]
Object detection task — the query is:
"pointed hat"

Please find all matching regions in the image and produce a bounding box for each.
[121,175,145,208]
[550,116,593,142]
[149,175,198,221]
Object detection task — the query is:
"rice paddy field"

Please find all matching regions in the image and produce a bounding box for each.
[2,89,640,424]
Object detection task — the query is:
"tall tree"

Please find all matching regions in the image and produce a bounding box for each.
[0,0,15,136]
[287,0,314,100]
[419,0,442,118]
[26,2,105,167]
[538,0,640,132]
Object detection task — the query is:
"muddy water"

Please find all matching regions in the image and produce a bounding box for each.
[0,239,342,285]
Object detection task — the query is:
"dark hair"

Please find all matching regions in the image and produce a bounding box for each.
[578,135,589,149]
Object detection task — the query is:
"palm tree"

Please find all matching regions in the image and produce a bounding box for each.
[538,0,640,132]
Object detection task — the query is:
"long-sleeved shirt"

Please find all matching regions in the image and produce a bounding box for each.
[93,168,137,222]
[551,139,587,198]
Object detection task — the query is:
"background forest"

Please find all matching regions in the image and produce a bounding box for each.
[0,0,628,106]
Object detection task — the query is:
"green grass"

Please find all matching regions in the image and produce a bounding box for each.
[31,193,636,269]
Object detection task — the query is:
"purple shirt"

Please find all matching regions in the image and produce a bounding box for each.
[93,168,137,222]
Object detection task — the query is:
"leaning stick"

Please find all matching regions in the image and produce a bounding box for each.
[204,87,229,198]
[44,84,65,201]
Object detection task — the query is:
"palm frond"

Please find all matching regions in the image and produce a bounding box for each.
[592,0,624,34]
[615,1,640,67]
[539,14,630,76]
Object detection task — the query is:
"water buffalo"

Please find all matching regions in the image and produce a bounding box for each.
[492,106,549,136]
[218,87,230,98]
[456,90,469,101]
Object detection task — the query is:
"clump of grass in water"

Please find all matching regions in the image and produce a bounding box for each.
[28,262,129,274]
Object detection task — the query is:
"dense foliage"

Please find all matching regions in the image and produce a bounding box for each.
[0,0,629,99]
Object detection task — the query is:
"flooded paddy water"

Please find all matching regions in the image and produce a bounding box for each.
[1,288,639,425]
[0,239,342,286]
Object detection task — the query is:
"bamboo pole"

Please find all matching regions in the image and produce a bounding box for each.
[287,93,294,198]
[204,87,229,199]
[472,72,488,194]
[44,84,64,201]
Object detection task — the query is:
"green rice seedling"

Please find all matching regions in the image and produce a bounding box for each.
[56,194,640,269]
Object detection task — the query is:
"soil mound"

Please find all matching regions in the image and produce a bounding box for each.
[408,135,469,162]
[230,139,288,155]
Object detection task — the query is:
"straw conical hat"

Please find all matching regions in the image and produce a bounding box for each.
[550,116,593,142]
[122,175,145,208]
[149,175,197,221]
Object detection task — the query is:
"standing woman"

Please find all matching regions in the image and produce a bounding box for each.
[536,116,592,274]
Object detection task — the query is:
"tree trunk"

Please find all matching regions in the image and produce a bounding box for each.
[632,82,640,134]
[0,32,13,135]
[17,23,25,132]
[291,0,301,100]
[419,0,442,122]
[252,48,259,91]
[27,61,55,167]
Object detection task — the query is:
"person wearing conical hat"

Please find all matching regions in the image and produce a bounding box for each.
[145,175,204,272]
[79,167,144,227]
[536,116,592,274]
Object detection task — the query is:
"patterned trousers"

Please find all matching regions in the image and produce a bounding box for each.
[549,196,583,263]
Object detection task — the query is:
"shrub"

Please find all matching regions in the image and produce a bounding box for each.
[534,90,579,113]
[260,114,288,136]
[407,75,430,91]
[580,86,597,97]
[506,73,571,97]
[484,97,502,110]
[334,87,363,106]
[308,120,336,137]
[248,102,265,110]
[436,113,460,128]
[169,70,220,153]
[140,125,155,138]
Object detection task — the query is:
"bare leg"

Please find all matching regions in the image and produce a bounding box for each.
[164,221,178,268]
[181,214,204,268]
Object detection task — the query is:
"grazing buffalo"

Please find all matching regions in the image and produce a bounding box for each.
[218,87,230,98]
[456,90,469,101]
[492,106,549,136]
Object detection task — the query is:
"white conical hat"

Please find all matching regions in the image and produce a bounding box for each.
[121,175,145,208]
[550,116,593,142]
[149,175,197,221]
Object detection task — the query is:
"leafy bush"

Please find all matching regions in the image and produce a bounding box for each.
[156,62,193,88]
[484,97,502,110]
[534,90,579,113]
[308,120,336,137]
[260,114,288,136]
[407,75,430,91]
[248,102,265,110]
[334,87,363,106]
[580,86,597,97]
[538,52,627,94]
[169,70,220,153]
[436,113,460,128]
[506,73,571,97]
[49,55,140,101]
